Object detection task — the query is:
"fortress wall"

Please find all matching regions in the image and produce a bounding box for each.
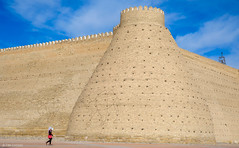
[180,49,239,143]
[0,34,112,137]
[66,7,216,144]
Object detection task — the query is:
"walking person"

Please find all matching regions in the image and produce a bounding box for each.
[46,127,53,145]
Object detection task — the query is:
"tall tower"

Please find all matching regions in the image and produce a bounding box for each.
[66,6,216,144]
[218,52,226,64]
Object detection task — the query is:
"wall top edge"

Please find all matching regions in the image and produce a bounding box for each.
[0,32,113,53]
[120,6,164,15]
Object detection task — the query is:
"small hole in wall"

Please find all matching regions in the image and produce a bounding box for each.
[127,30,129,33]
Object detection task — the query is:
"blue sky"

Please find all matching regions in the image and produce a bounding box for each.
[0,0,238,69]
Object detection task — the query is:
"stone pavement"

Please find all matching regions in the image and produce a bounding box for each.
[1,138,239,148]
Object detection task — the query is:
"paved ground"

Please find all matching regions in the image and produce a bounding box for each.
[1,138,239,148]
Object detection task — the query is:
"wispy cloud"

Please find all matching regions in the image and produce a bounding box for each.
[9,0,63,29]
[176,15,239,52]
[165,13,185,26]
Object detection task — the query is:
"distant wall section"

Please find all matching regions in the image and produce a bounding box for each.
[180,49,239,143]
[0,33,113,137]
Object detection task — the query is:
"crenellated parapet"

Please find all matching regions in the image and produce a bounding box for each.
[120,6,165,26]
[0,32,113,54]
[113,24,120,34]
[121,6,164,14]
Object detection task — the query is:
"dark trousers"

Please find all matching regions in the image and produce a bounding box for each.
[46,138,52,144]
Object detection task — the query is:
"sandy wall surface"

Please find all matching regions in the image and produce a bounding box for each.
[0,36,112,137]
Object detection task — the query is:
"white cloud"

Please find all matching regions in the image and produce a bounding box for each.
[9,0,63,29]
[176,15,239,52]
[176,15,239,69]
[165,13,185,26]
